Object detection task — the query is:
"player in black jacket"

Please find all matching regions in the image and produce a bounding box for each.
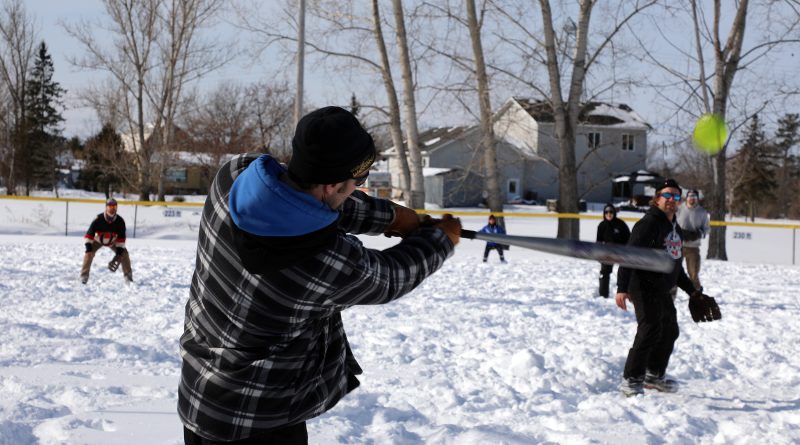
[81,198,132,283]
[615,179,720,396]
[595,204,630,297]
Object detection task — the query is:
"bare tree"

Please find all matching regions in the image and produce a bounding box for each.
[391,0,425,208]
[183,83,259,158]
[465,0,502,216]
[371,0,411,201]
[234,0,421,204]
[640,0,800,259]
[247,80,295,160]
[65,0,230,201]
[0,0,36,195]
[535,0,658,239]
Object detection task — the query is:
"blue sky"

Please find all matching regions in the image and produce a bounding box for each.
[27,1,800,146]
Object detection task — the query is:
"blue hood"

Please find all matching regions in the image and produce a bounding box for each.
[229,155,338,237]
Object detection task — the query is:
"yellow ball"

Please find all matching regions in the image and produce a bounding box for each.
[693,113,728,155]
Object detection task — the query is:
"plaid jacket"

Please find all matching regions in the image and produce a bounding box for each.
[178,154,454,441]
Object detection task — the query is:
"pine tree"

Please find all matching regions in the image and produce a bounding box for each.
[730,114,777,220]
[772,113,800,217]
[25,41,66,191]
[79,123,125,195]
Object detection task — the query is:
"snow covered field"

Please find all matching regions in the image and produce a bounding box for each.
[1,197,799,444]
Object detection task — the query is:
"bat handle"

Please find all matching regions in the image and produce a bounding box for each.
[460,229,477,240]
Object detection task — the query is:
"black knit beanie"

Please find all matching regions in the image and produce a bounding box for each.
[655,178,682,194]
[288,106,376,184]
[603,204,616,215]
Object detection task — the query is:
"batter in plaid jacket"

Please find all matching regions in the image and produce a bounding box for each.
[179,107,459,443]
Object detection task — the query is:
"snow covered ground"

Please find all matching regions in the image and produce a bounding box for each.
[1,196,799,444]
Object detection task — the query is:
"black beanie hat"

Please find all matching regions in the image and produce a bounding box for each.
[288,106,376,184]
[655,178,682,194]
[603,203,616,215]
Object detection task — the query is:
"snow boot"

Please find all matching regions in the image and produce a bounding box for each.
[644,372,678,393]
[620,377,644,397]
[598,274,610,298]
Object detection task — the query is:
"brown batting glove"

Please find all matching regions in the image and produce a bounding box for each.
[385,203,424,238]
[434,214,461,246]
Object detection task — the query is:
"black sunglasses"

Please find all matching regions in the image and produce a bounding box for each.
[353,174,369,187]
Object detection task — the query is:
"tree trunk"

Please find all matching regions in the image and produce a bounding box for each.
[391,0,425,209]
[465,0,503,217]
[371,0,411,201]
[294,0,305,128]
[706,0,748,260]
[539,0,591,240]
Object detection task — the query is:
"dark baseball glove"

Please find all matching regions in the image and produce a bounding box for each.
[689,290,722,322]
[108,247,126,272]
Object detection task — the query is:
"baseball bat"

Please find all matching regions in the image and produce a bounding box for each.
[461,229,674,273]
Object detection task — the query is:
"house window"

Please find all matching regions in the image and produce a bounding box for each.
[508,179,517,195]
[622,134,635,151]
[587,132,601,149]
[166,168,188,183]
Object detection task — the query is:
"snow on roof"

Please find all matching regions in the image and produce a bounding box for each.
[423,137,441,146]
[584,102,650,129]
[512,98,651,129]
[423,167,453,176]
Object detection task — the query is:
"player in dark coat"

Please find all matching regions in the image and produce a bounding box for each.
[615,179,721,397]
[595,204,630,297]
[81,198,132,283]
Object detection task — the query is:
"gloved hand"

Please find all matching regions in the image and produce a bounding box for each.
[108,256,121,272]
[385,203,425,238]
[689,290,722,322]
[434,214,461,246]
[85,243,93,253]
[108,248,125,272]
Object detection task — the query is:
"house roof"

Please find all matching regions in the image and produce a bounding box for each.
[383,125,478,156]
[512,97,652,130]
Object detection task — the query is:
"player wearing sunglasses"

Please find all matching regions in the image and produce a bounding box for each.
[615,179,721,397]
[179,106,461,444]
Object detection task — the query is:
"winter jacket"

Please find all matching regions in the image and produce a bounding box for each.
[178,154,454,442]
[596,218,630,245]
[677,205,710,248]
[84,213,126,248]
[616,206,696,297]
[479,223,506,247]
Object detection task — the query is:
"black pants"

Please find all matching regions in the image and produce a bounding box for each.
[598,263,614,297]
[184,423,308,445]
[483,244,505,261]
[623,291,679,380]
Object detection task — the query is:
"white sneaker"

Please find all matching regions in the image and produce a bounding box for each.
[644,372,678,393]
[620,377,644,397]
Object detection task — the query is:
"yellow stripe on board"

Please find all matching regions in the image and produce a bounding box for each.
[0,195,205,207]
[2,195,798,229]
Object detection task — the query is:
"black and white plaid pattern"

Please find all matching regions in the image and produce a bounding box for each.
[178,154,454,441]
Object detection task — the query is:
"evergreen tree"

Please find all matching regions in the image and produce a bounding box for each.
[772,113,800,217]
[731,114,777,220]
[79,123,125,195]
[24,41,66,190]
